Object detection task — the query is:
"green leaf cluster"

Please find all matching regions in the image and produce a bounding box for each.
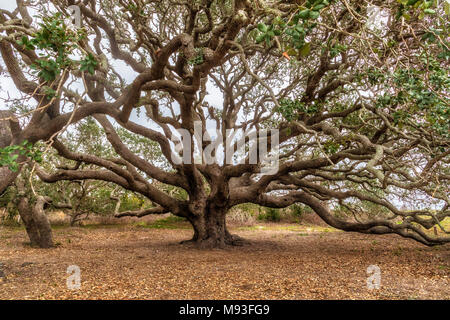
[17,13,97,82]
[254,0,333,57]
[0,140,43,172]
[277,98,319,121]
[80,53,98,75]
[396,0,444,20]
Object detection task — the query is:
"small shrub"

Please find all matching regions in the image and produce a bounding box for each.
[290,204,305,219]
[160,215,186,223]
[135,215,188,229]
[227,209,256,226]
[258,208,281,222]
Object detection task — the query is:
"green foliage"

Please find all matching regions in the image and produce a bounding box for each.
[233,203,261,214]
[422,28,450,60]
[42,86,57,99]
[135,215,188,229]
[187,48,205,65]
[396,0,446,20]
[366,67,387,85]
[80,53,98,75]
[0,140,42,172]
[30,58,60,82]
[329,43,348,58]
[0,187,18,223]
[286,204,315,222]
[258,207,281,222]
[277,98,319,121]
[116,126,167,168]
[253,0,445,60]
[372,57,449,136]
[17,13,96,83]
[119,193,146,212]
[255,22,282,46]
[65,117,112,157]
[254,0,333,57]
[323,140,340,154]
[290,204,306,218]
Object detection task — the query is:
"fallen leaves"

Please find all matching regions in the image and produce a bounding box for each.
[0,223,448,300]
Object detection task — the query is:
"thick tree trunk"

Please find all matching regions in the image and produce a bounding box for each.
[32,196,54,248]
[17,197,41,247]
[17,196,54,248]
[0,110,22,195]
[184,206,247,248]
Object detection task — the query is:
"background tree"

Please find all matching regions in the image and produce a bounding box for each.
[0,0,449,248]
[0,114,155,245]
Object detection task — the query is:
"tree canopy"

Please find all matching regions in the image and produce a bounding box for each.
[0,0,449,247]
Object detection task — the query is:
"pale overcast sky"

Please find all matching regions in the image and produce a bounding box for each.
[0,0,16,11]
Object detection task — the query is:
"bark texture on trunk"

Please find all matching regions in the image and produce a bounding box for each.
[17,196,54,248]
[17,197,41,246]
[32,196,54,248]
[184,206,247,248]
[0,110,22,196]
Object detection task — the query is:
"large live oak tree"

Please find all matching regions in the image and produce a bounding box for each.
[0,0,449,247]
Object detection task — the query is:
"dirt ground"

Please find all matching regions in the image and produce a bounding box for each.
[0,221,449,300]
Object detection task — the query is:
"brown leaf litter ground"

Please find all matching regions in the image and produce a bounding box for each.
[0,221,449,300]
